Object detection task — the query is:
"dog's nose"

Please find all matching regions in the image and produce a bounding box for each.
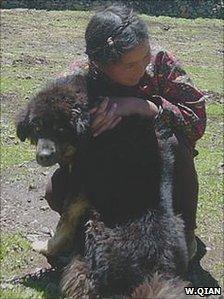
[36,138,58,166]
[37,150,57,166]
[39,151,54,162]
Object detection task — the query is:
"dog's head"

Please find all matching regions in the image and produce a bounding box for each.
[16,73,90,167]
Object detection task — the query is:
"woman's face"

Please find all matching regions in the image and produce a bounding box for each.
[101,40,151,87]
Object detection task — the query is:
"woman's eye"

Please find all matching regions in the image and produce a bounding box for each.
[126,64,135,70]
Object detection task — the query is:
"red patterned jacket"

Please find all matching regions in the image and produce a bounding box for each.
[62,50,206,149]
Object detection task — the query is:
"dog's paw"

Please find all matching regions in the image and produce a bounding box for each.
[32,240,49,255]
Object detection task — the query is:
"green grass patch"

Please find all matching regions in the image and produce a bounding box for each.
[0,288,44,299]
[1,119,34,169]
[206,103,223,118]
[0,233,60,299]
[193,101,223,281]
[198,122,222,150]
[196,104,222,183]
[196,147,222,177]
[185,66,223,93]
[195,116,223,276]
[142,15,222,27]
[0,76,42,96]
[1,143,34,171]
[0,233,30,278]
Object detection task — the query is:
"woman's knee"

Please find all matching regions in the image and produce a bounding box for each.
[165,135,199,230]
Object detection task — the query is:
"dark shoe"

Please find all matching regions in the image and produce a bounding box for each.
[187,236,220,290]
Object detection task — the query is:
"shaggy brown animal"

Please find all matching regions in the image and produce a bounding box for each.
[61,210,190,298]
[16,70,89,167]
[61,255,194,299]
[15,68,162,257]
[16,70,189,297]
[130,274,195,299]
[16,70,92,256]
[61,139,188,298]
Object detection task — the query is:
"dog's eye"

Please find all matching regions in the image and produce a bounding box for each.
[53,124,64,133]
[34,126,41,132]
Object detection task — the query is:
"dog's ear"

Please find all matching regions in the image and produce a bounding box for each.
[15,106,30,142]
[61,70,88,103]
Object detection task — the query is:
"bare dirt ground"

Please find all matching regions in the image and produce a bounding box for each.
[1,161,59,271]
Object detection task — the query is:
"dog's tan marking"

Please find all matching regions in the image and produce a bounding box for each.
[32,196,90,256]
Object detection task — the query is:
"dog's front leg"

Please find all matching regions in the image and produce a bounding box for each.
[32,196,90,257]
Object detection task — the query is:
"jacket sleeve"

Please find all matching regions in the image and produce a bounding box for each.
[153,51,206,147]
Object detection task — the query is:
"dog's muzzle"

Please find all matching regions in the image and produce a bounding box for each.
[36,138,59,167]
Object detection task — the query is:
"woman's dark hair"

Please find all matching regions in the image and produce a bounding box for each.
[85,4,149,65]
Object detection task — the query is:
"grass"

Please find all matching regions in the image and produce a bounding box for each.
[185,66,223,94]
[194,101,223,283]
[0,76,41,96]
[0,288,44,299]
[0,234,39,299]
[0,233,31,279]
[1,8,223,298]
[1,144,34,171]
[0,233,60,298]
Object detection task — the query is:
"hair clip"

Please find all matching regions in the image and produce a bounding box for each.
[107,37,114,46]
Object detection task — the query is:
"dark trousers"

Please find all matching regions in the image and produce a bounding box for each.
[45,135,198,232]
[167,135,198,231]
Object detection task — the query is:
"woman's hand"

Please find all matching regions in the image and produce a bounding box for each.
[90,98,121,137]
[90,96,158,137]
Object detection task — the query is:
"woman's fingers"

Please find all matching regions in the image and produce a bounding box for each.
[96,97,110,113]
[89,98,110,118]
[91,101,117,131]
[93,116,122,137]
[91,113,107,130]
[107,102,117,117]
[90,98,110,127]
[89,106,98,114]
[92,105,117,132]
[107,116,122,130]
[90,97,124,136]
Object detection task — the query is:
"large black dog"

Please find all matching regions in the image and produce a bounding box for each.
[61,139,189,298]
[16,70,188,297]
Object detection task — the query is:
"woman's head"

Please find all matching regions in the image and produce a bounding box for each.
[85,5,151,86]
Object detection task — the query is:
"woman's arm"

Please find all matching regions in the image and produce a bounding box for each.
[90,97,159,137]
[90,51,207,143]
[150,51,207,146]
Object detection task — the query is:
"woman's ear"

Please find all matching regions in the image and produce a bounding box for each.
[15,107,30,142]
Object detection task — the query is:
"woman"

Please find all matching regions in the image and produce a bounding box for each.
[46,4,206,261]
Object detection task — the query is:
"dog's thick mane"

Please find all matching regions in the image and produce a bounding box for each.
[29,73,89,119]
[16,71,189,298]
[61,130,188,298]
[16,73,91,143]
